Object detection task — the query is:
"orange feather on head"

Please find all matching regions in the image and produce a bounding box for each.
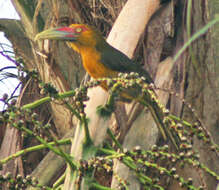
[66,25,117,80]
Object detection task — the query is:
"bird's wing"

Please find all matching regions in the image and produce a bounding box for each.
[98,43,153,83]
[99,44,137,72]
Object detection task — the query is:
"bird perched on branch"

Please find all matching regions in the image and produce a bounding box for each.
[35,24,179,149]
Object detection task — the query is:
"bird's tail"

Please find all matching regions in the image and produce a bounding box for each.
[138,92,180,150]
[111,73,180,149]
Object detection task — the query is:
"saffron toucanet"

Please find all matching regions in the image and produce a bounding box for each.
[35,24,179,149]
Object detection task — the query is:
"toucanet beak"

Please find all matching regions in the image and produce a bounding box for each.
[35,27,78,41]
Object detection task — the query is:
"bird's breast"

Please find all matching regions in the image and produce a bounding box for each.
[81,48,117,79]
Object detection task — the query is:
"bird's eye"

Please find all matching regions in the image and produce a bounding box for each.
[75,27,83,33]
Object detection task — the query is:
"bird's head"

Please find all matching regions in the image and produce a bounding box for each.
[35,24,104,53]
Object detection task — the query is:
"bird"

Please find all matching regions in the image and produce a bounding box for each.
[35,24,179,149]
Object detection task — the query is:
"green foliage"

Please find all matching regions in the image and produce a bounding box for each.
[0,70,218,189]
